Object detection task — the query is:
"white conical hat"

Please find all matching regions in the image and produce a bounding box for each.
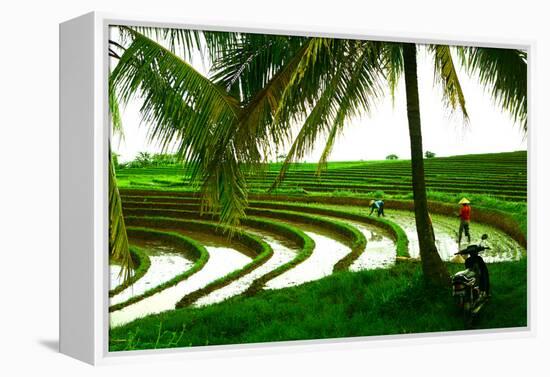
[458,198,470,204]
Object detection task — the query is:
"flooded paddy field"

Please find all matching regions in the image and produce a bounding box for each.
[264,223,350,289]
[110,192,526,330]
[386,210,524,262]
[109,230,253,327]
[194,229,298,306]
[110,240,194,306]
[315,204,525,263]
[346,222,396,271]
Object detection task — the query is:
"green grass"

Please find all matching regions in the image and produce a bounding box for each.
[116,151,527,201]
[109,258,527,351]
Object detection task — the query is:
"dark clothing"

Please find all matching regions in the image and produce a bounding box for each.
[458,204,471,244]
[369,200,385,217]
[465,254,490,294]
[459,220,471,244]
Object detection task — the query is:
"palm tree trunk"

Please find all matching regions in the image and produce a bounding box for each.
[402,43,449,287]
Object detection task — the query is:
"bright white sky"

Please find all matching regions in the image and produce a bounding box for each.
[111,34,527,163]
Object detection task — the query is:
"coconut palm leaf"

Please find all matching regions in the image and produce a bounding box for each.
[460,46,527,130]
[109,80,124,138]
[109,148,133,280]
[119,25,240,65]
[430,45,469,121]
[234,38,330,157]
[212,36,346,148]
[316,42,383,173]
[108,62,131,279]
[211,34,309,100]
[111,28,250,225]
[380,42,404,104]
[268,40,383,188]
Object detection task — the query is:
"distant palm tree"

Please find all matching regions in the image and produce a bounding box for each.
[109,27,526,286]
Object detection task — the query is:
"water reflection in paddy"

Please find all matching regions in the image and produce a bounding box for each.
[387,210,524,262]
[110,240,194,306]
[194,229,297,307]
[347,222,396,271]
[266,226,349,289]
[109,232,252,328]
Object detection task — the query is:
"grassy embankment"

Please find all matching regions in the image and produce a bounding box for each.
[110,258,527,351]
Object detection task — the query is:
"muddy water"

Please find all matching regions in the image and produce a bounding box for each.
[266,226,349,289]
[110,241,194,306]
[109,235,252,328]
[347,222,396,271]
[194,229,298,307]
[314,215,396,270]
[387,210,524,262]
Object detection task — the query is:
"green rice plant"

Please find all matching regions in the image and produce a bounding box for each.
[109,227,209,312]
[245,207,367,271]
[241,217,315,295]
[109,245,152,297]
[175,231,273,307]
[249,200,409,259]
[109,258,526,351]
[120,217,274,308]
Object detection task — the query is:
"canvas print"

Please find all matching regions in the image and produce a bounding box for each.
[107,25,527,352]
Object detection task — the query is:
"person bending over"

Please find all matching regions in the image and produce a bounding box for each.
[369,199,385,217]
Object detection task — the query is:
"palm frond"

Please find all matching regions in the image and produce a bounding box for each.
[118,25,239,64]
[109,148,133,280]
[381,43,404,104]
[109,79,124,138]
[269,41,383,188]
[460,46,527,131]
[235,38,328,158]
[430,45,469,122]
[317,44,382,173]
[211,34,308,100]
[110,28,249,226]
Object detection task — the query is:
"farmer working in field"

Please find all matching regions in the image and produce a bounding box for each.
[369,199,385,217]
[457,198,471,244]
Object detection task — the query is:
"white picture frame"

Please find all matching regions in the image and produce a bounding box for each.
[59,11,534,365]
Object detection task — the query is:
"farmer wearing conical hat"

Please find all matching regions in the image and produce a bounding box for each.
[457,198,471,244]
[369,199,385,217]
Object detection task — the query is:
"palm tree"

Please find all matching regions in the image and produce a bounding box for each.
[109,27,527,287]
[108,82,132,279]
[211,37,525,286]
[402,43,448,284]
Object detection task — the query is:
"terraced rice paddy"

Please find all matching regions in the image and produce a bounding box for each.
[265,229,349,289]
[387,211,524,262]
[194,230,296,306]
[115,151,527,201]
[110,233,254,327]
[109,151,527,329]
[110,240,194,306]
